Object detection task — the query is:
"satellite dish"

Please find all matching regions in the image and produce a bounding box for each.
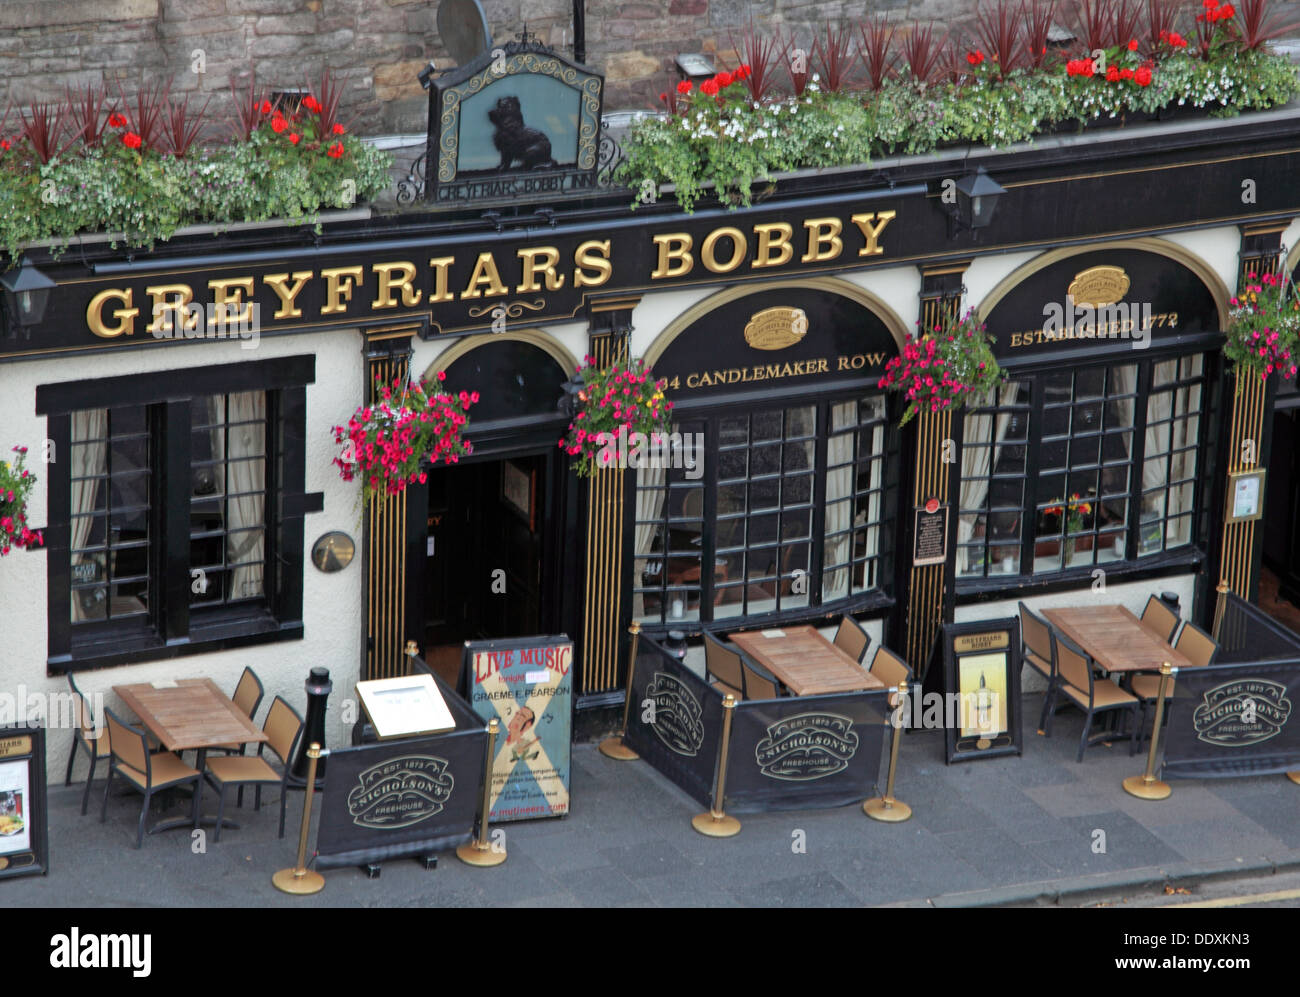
[437,0,492,67]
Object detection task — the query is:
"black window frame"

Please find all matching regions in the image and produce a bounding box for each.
[38,356,317,673]
[631,388,900,635]
[954,341,1220,597]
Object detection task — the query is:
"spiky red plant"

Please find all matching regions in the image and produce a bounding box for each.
[812,22,859,92]
[1024,0,1059,69]
[1141,0,1183,55]
[1109,0,1144,48]
[20,101,77,164]
[1235,0,1300,50]
[228,68,274,142]
[974,0,1028,76]
[858,17,898,90]
[116,78,171,151]
[900,23,951,83]
[66,84,115,147]
[1073,0,1113,51]
[728,21,783,101]
[303,68,356,138]
[160,93,211,157]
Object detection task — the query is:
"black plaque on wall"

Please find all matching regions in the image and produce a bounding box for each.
[939,619,1023,764]
[913,498,949,567]
[0,725,48,880]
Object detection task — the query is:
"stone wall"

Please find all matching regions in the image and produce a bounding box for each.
[1,0,1298,135]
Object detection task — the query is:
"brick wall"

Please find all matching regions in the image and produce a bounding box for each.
[1,0,1297,135]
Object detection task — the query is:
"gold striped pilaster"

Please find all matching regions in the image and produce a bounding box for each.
[1218,369,1267,600]
[579,331,630,695]
[904,408,954,677]
[362,328,415,681]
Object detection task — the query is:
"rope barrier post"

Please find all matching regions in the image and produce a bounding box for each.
[1123,662,1174,800]
[1212,580,1230,642]
[457,718,508,867]
[864,681,913,823]
[272,743,326,895]
[599,622,641,761]
[692,694,740,837]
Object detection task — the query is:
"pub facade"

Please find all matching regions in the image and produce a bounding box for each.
[4,79,1300,774]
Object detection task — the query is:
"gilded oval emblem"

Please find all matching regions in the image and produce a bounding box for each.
[1067,265,1130,308]
[744,306,808,351]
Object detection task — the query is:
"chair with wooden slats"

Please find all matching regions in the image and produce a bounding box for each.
[703,631,746,699]
[866,645,912,708]
[64,673,111,816]
[741,657,782,700]
[1130,620,1218,735]
[1018,602,1061,735]
[100,708,201,848]
[203,696,304,842]
[833,616,872,664]
[1054,633,1140,762]
[209,667,265,758]
[1138,594,1180,644]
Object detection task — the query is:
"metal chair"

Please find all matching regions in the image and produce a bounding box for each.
[202,696,304,842]
[741,658,782,700]
[1138,594,1180,644]
[833,616,872,664]
[100,708,201,848]
[1019,601,1061,735]
[64,673,110,816]
[210,667,265,757]
[1054,634,1140,762]
[703,631,746,699]
[1130,620,1218,733]
[866,645,912,708]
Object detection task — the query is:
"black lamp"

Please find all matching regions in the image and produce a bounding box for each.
[949,167,1006,235]
[1,257,56,337]
[559,371,585,417]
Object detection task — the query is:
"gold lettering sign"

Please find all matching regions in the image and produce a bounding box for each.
[1067,265,1130,308]
[0,735,32,759]
[953,632,1010,653]
[744,307,808,351]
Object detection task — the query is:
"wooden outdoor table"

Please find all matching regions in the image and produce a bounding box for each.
[113,678,267,834]
[1041,605,1194,673]
[729,625,885,696]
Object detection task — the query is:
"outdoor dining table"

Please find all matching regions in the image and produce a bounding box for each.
[112,677,268,833]
[1041,605,1195,676]
[729,625,885,696]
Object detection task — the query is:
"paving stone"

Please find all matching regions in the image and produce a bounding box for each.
[730,870,862,907]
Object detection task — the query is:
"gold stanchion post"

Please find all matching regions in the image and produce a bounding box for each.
[457,718,507,867]
[1123,662,1174,800]
[599,622,641,761]
[864,681,913,822]
[272,743,326,895]
[692,694,741,837]
[1212,581,1230,642]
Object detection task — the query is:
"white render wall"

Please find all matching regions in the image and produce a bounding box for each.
[0,224,1246,782]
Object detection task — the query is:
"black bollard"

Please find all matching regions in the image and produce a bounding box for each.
[293,667,332,782]
[664,630,688,662]
[1159,591,1182,618]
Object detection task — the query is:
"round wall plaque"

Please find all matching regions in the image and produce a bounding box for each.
[311,532,355,573]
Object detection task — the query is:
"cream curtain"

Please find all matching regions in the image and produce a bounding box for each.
[633,461,667,619]
[957,383,1021,564]
[822,402,857,599]
[225,392,266,600]
[70,410,108,622]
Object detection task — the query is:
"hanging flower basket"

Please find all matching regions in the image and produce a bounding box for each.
[1226,268,1300,383]
[878,308,1005,426]
[0,445,43,556]
[559,356,673,478]
[332,372,477,503]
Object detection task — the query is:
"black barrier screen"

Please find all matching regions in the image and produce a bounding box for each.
[315,728,485,868]
[1163,660,1300,778]
[623,638,724,809]
[1214,593,1300,663]
[725,690,891,814]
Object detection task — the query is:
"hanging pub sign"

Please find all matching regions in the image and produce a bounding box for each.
[1162,660,1300,779]
[939,619,1023,763]
[0,725,48,880]
[462,635,573,822]
[983,249,1222,362]
[424,38,603,205]
[650,286,903,402]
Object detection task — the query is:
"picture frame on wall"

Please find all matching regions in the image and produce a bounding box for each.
[0,725,48,880]
[502,460,536,531]
[940,619,1023,763]
[1226,468,1266,524]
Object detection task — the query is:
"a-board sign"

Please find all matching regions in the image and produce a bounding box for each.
[940,619,1023,763]
[462,635,573,821]
[357,674,457,740]
[0,725,48,880]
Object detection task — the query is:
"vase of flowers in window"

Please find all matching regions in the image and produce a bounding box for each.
[0,445,43,556]
[1037,493,1094,565]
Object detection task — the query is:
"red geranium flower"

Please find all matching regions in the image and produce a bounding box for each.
[1136,65,1152,86]
[122,132,143,149]
[259,99,272,114]
[700,78,719,96]
[967,49,985,65]
[332,122,345,135]
[107,112,127,128]
[302,95,321,113]
[1128,39,1139,51]
[677,79,692,94]
[716,70,733,87]
[289,132,300,144]
[326,141,344,158]
[1106,65,1120,82]
[271,115,287,133]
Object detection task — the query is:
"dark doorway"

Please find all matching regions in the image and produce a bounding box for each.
[1263,399,1300,626]
[423,451,551,684]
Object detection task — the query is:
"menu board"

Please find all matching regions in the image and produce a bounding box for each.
[0,726,47,880]
[463,635,573,822]
[914,500,949,567]
[940,619,1023,764]
[357,674,458,740]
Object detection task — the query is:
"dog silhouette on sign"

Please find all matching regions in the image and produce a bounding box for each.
[487,95,556,170]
